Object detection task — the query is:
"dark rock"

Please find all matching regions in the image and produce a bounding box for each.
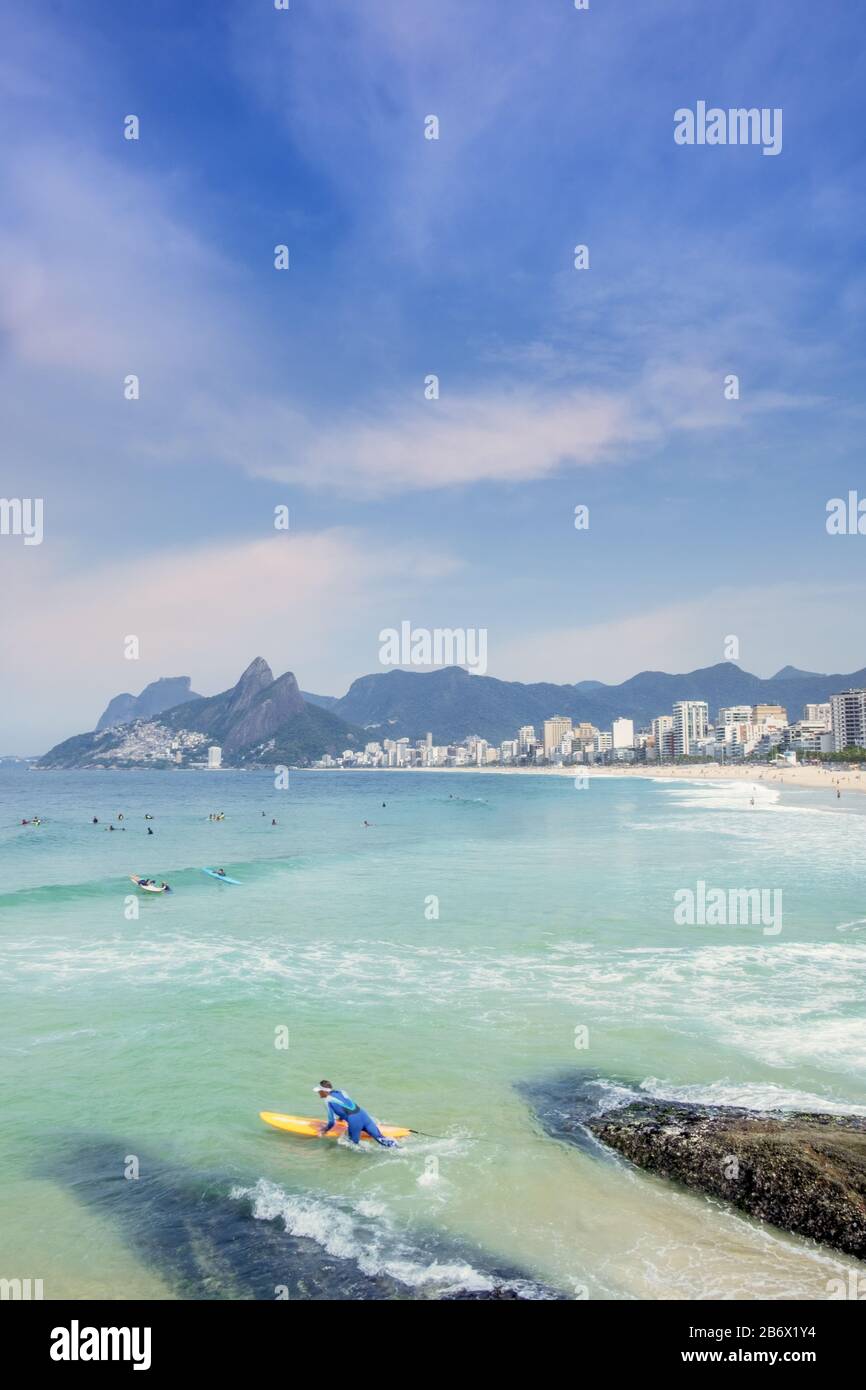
[585,1098,866,1260]
[36,1137,563,1301]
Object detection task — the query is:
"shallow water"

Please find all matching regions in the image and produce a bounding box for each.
[1,767,864,1299]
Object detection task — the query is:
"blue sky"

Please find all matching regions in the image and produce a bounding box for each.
[1,0,865,749]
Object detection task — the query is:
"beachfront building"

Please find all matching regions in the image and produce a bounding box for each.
[611,717,634,750]
[543,716,573,758]
[830,689,866,752]
[713,719,755,760]
[207,745,222,769]
[718,705,753,726]
[785,722,834,756]
[651,715,674,760]
[672,701,708,756]
[594,731,613,754]
[752,704,788,727]
[753,729,785,759]
[803,702,831,728]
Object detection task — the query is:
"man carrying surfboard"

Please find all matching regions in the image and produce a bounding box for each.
[314,1081,399,1148]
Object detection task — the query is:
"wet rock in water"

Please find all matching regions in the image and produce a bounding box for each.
[36,1137,564,1301]
[585,1099,866,1260]
[445,1286,525,1299]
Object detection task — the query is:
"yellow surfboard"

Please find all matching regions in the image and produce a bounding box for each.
[260,1111,411,1141]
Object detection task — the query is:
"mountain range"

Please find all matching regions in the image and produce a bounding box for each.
[301,661,865,744]
[38,658,865,767]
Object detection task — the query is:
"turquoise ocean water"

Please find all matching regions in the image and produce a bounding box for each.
[1,766,865,1299]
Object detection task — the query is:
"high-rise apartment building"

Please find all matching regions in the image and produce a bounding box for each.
[752,704,788,727]
[672,701,708,756]
[543,716,573,757]
[830,690,866,752]
[518,725,536,754]
[803,703,831,728]
[652,715,674,758]
[611,717,634,749]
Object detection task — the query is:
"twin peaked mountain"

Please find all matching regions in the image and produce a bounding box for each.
[40,656,866,767]
[40,659,363,769]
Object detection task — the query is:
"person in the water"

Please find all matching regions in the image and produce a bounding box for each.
[313,1081,398,1147]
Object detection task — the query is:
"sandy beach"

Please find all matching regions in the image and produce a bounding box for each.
[357,761,866,795]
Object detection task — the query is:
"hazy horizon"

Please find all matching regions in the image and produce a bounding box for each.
[8,651,865,759]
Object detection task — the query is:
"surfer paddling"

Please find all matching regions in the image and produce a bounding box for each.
[313,1081,399,1148]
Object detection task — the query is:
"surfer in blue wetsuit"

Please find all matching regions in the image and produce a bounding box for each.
[313,1080,399,1148]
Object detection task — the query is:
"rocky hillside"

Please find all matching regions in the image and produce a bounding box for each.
[40,659,363,769]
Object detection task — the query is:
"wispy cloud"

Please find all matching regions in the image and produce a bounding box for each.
[0,527,462,750]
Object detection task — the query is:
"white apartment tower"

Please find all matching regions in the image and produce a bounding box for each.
[830,690,866,752]
[718,705,752,726]
[803,703,831,728]
[651,715,674,758]
[611,717,635,749]
[672,701,708,756]
[207,745,222,769]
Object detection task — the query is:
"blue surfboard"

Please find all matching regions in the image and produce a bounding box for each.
[202,867,242,885]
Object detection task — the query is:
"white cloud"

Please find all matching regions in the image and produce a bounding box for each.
[186,387,644,495]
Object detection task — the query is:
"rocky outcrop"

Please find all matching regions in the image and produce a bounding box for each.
[586,1099,866,1260]
[223,670,306,755]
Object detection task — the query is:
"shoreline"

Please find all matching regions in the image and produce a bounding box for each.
[325,761,866,795]
[22,760,866,796]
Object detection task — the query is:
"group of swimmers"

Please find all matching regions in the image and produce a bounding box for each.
[20,817,41,826]
[91,814,156,833]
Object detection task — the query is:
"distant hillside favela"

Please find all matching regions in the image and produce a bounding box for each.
[36,659,866,770]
